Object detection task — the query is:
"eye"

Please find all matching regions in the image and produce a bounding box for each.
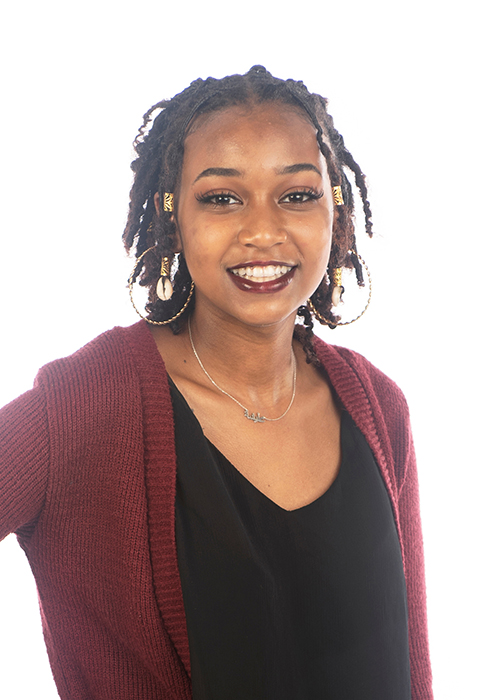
[280,188,323,204]
[195,191,242,207]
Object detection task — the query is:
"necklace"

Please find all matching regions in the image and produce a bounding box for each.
[188,317,297,423]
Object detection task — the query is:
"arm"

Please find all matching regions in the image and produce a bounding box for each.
[0,385,49,540]
[397,413,434,700]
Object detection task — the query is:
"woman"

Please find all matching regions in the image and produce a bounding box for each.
[0,66,433,698]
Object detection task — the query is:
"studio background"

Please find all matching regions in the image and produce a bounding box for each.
[1,1,498,698]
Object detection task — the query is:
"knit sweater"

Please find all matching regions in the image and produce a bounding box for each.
[0,321,433,699]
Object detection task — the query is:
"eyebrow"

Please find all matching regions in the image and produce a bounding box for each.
[276,163,322,176]
[193,167,242,184]
[192,162,321,185]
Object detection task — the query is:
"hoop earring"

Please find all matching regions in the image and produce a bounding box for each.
[128,246,194,325]
[307,250,372,327]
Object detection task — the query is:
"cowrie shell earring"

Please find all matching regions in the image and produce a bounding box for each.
[156,257,173,301]
[332,267,343,307]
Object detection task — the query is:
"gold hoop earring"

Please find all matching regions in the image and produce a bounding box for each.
[307,250,372,327]
[128,246,194,325]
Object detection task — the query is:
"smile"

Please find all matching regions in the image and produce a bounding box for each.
[230,264,294,283]
[228,264,296,294]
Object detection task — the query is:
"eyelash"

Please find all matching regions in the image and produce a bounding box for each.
[195,188,324,207]
[195,191,241,206]
[280,188,323,204]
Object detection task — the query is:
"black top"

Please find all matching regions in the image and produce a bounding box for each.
[171,379,411,700]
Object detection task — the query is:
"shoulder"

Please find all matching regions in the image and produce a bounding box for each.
[35,322,153,389]
[313,336,409,416]
[313,336,413,492]
[32,322,163,428]
[28,322,167,459]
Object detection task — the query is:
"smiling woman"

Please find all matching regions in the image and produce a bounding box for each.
[173,104,333,330]
[0,66,433,699]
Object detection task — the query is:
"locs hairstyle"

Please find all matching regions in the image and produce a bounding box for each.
[123,65,373,362]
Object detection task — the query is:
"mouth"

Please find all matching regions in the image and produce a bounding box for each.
[227,262,297,294]
[229,263,294,283]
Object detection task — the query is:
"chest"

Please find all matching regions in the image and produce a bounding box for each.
[190,385,342,512]
[173,401,411,699]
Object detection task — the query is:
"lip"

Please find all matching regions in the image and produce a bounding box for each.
[228,266,296,294]
[228,260,295,270]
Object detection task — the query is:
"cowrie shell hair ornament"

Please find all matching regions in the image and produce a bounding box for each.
[156,256,173,301]
[156,277,173,301]
[128,246,194,325]
[332,267,343,307]
[307,250,372,327]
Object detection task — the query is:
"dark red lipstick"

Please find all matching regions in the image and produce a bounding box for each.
[228,266,296,294]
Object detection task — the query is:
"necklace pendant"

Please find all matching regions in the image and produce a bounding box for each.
[244,409,265,423]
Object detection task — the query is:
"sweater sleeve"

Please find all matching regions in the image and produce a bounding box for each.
[0,384,49,540]
[397,408,434,699]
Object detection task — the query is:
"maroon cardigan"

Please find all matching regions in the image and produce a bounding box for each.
[0,321,433,699]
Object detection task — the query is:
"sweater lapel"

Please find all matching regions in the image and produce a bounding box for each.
[124,322,191,677]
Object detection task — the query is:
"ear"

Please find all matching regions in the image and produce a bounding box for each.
[153,192,183,253]
[154,191,161,216]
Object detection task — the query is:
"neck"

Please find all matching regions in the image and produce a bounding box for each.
[186,309,298,409]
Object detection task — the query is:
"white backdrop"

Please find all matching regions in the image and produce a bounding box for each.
[1,1,499,698]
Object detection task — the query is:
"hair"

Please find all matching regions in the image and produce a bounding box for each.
[123,65,373,363]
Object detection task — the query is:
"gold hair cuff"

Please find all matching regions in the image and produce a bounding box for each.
[160,257,170,277]
[332,186,344,206]
[333,268,342,288]
[163,192,174,212]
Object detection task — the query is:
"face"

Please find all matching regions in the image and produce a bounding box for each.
[174,103,334,329]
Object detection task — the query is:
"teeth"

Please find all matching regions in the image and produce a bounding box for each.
[231,264,292,281]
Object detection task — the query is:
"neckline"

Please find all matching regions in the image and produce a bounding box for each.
[168,374,346,514]
[207,414,347,514]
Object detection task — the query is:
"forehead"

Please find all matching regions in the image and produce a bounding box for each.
[181,103,325,176]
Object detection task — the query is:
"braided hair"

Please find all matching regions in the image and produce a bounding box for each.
[123,65,373,362]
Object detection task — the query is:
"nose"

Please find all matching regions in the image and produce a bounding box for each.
[237,200,287,248]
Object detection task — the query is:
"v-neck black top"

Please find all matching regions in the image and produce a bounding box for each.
[171,379,411,700]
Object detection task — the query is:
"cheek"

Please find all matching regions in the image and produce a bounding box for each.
[302,214,333,260]
[179,223,225,273]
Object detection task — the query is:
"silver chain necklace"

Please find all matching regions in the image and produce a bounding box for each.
[188,317,297,424]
